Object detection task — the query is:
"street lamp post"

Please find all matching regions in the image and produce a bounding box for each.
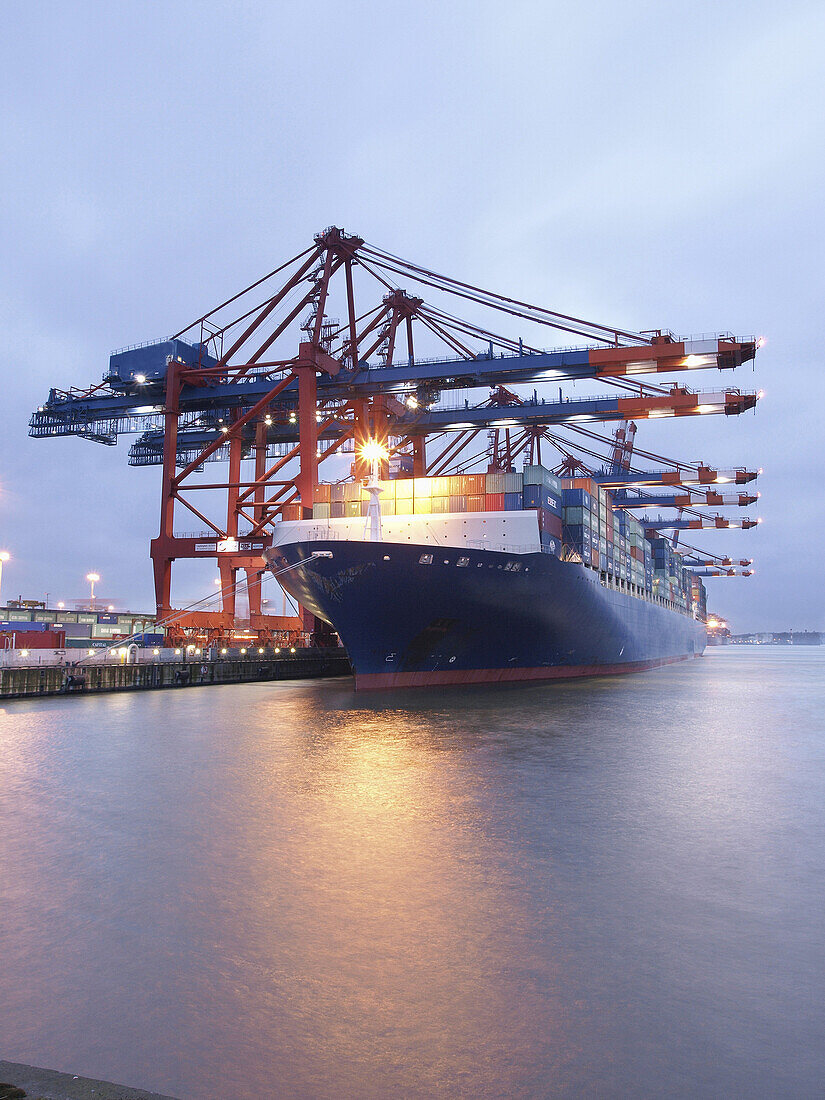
[0,551,9,607]
[86,572,100,610]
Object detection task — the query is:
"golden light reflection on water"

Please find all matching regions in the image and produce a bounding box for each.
[4,653,819,1098]
[212,694,571,1097]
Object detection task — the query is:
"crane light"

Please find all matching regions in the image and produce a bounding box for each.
[360,440,389,463]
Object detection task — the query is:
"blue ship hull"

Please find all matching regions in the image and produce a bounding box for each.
[268,540,707,690]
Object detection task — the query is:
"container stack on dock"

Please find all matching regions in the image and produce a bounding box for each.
[0,608,158,649]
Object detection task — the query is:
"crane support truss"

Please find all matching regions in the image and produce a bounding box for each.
[29,226,762,639]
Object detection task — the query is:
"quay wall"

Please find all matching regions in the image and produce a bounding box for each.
[0,649,351,700]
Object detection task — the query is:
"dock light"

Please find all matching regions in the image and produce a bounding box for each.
[86,572,100,607]
[153,648,160,655]
[290,646,296,654]
[88,649,94,656]
[194,648,201,655]
[264,415,272,425]
[134,373,147,384]
[174,648,181,655]
[258,646,264,654]
[274,646,280,654]
[220,647,227,655]
[57,600,64,609]
[240,647,247,655]
[107,605,114,611]
[0,550,9,605]
[20,649,28,657]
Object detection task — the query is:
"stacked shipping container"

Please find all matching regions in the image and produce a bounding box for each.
[307,465,705,615]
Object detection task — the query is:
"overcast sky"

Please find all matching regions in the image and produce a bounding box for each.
[1,0,823,631]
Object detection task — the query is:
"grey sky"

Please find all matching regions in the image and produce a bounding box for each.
[1,0,823,630]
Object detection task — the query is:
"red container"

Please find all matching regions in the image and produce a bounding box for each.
[485,493,505,511]
[8,629,66,649]
[313,483,331,504]
[564,476,599,496]
[465,473,485,494]
[539,510,563,538]
[281,504,302,521]
[467,494,485,511]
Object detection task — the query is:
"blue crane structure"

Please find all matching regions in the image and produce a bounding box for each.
[29,227,763,644]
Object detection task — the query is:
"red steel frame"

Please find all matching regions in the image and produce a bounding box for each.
[147,229,757,644]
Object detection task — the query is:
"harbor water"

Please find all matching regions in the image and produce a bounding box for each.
[1,647,823,1098]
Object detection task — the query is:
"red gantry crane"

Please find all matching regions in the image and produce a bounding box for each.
[30,227,762,645]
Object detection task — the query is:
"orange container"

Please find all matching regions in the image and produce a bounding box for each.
[485,493,505,511]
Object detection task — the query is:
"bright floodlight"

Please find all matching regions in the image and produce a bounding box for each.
[0,551,10,562]
[86,572,100,583]
[134,373,147,384]
[360,439,389,463]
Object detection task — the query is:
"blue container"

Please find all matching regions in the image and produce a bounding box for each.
[96,613,118,624]
[523,485,542,508]
[504,492,522,510]
[133,632,165,647]
[562,488,591,508]
[564,524,587,545]
[545,492,562,515]
[0,620,48,632]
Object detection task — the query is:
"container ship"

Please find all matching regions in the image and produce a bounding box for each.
[267,464,708,690]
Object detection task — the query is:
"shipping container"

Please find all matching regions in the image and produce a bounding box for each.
[449,495,467,512]
[313,502,331,519]
[313,483,331,504]
[485,492,505,511]
[430,496,448,513]
[330,501,344,518]
[467,494,485,511]
[59,622,92,639]
[331,483,345,503]
[562,507,591,526]
[413,497,432,514]
[539,510,563,538]
[504,492,522,510]
[4,629,66,649]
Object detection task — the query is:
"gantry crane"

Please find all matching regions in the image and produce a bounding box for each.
[30,226,762,643]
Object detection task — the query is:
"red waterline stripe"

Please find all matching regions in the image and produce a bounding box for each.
[355,653,699,691]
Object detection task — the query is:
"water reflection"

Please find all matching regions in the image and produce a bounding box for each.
[0,651,823,1098]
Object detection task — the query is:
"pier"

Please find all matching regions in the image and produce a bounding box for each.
[0,648,351,700]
